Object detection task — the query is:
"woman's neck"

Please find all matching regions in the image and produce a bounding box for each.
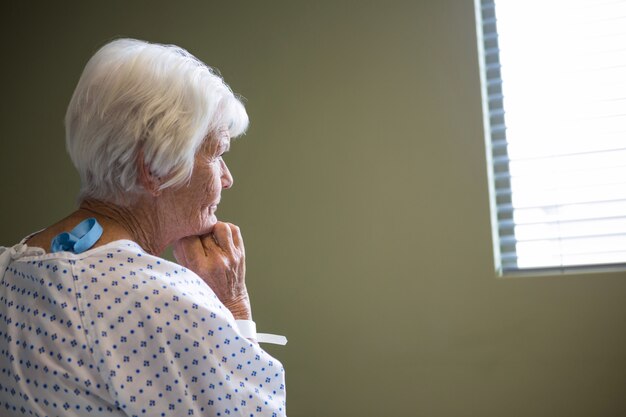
[78,198,167,256]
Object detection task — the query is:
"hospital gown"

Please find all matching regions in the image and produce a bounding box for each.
[0,239,286,417]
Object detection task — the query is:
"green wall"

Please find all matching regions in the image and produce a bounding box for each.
[1,1,625,416]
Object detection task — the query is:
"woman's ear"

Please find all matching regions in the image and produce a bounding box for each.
[136,147,162,197]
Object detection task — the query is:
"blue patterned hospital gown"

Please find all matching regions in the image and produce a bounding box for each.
[0,239,286,417]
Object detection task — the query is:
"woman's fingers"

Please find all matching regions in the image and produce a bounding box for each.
[212,222,236,254]
[228,223,245,256]
[199,231,220,255]
[177,222,240,266]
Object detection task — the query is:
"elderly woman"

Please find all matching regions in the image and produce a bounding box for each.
[0,39,286,417]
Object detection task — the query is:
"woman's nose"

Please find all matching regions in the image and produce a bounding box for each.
[221,159,233,189]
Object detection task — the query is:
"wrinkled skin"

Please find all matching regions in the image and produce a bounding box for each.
[174,222,250,319]
[160,130,252,319]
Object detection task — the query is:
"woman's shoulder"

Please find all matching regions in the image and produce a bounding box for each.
[71,241,226,314]
[7,238,214,304]
[71,240,203,288]
[74,241,238,352]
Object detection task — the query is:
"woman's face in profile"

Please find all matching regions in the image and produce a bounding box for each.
[160,131,233,238]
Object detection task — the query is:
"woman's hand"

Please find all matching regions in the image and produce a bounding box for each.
[173,222,251,320]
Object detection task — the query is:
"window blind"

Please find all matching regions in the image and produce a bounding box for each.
[476,0,626,274]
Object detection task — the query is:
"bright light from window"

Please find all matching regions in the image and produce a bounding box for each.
[494,0,626,269]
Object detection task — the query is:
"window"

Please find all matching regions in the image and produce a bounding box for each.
[476,0,626,275]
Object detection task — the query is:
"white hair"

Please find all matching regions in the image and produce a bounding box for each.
[65,38,249,205]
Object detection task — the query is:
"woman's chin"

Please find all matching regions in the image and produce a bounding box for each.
[187,206,218,236]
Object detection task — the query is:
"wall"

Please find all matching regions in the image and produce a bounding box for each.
[1,1,625,416]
